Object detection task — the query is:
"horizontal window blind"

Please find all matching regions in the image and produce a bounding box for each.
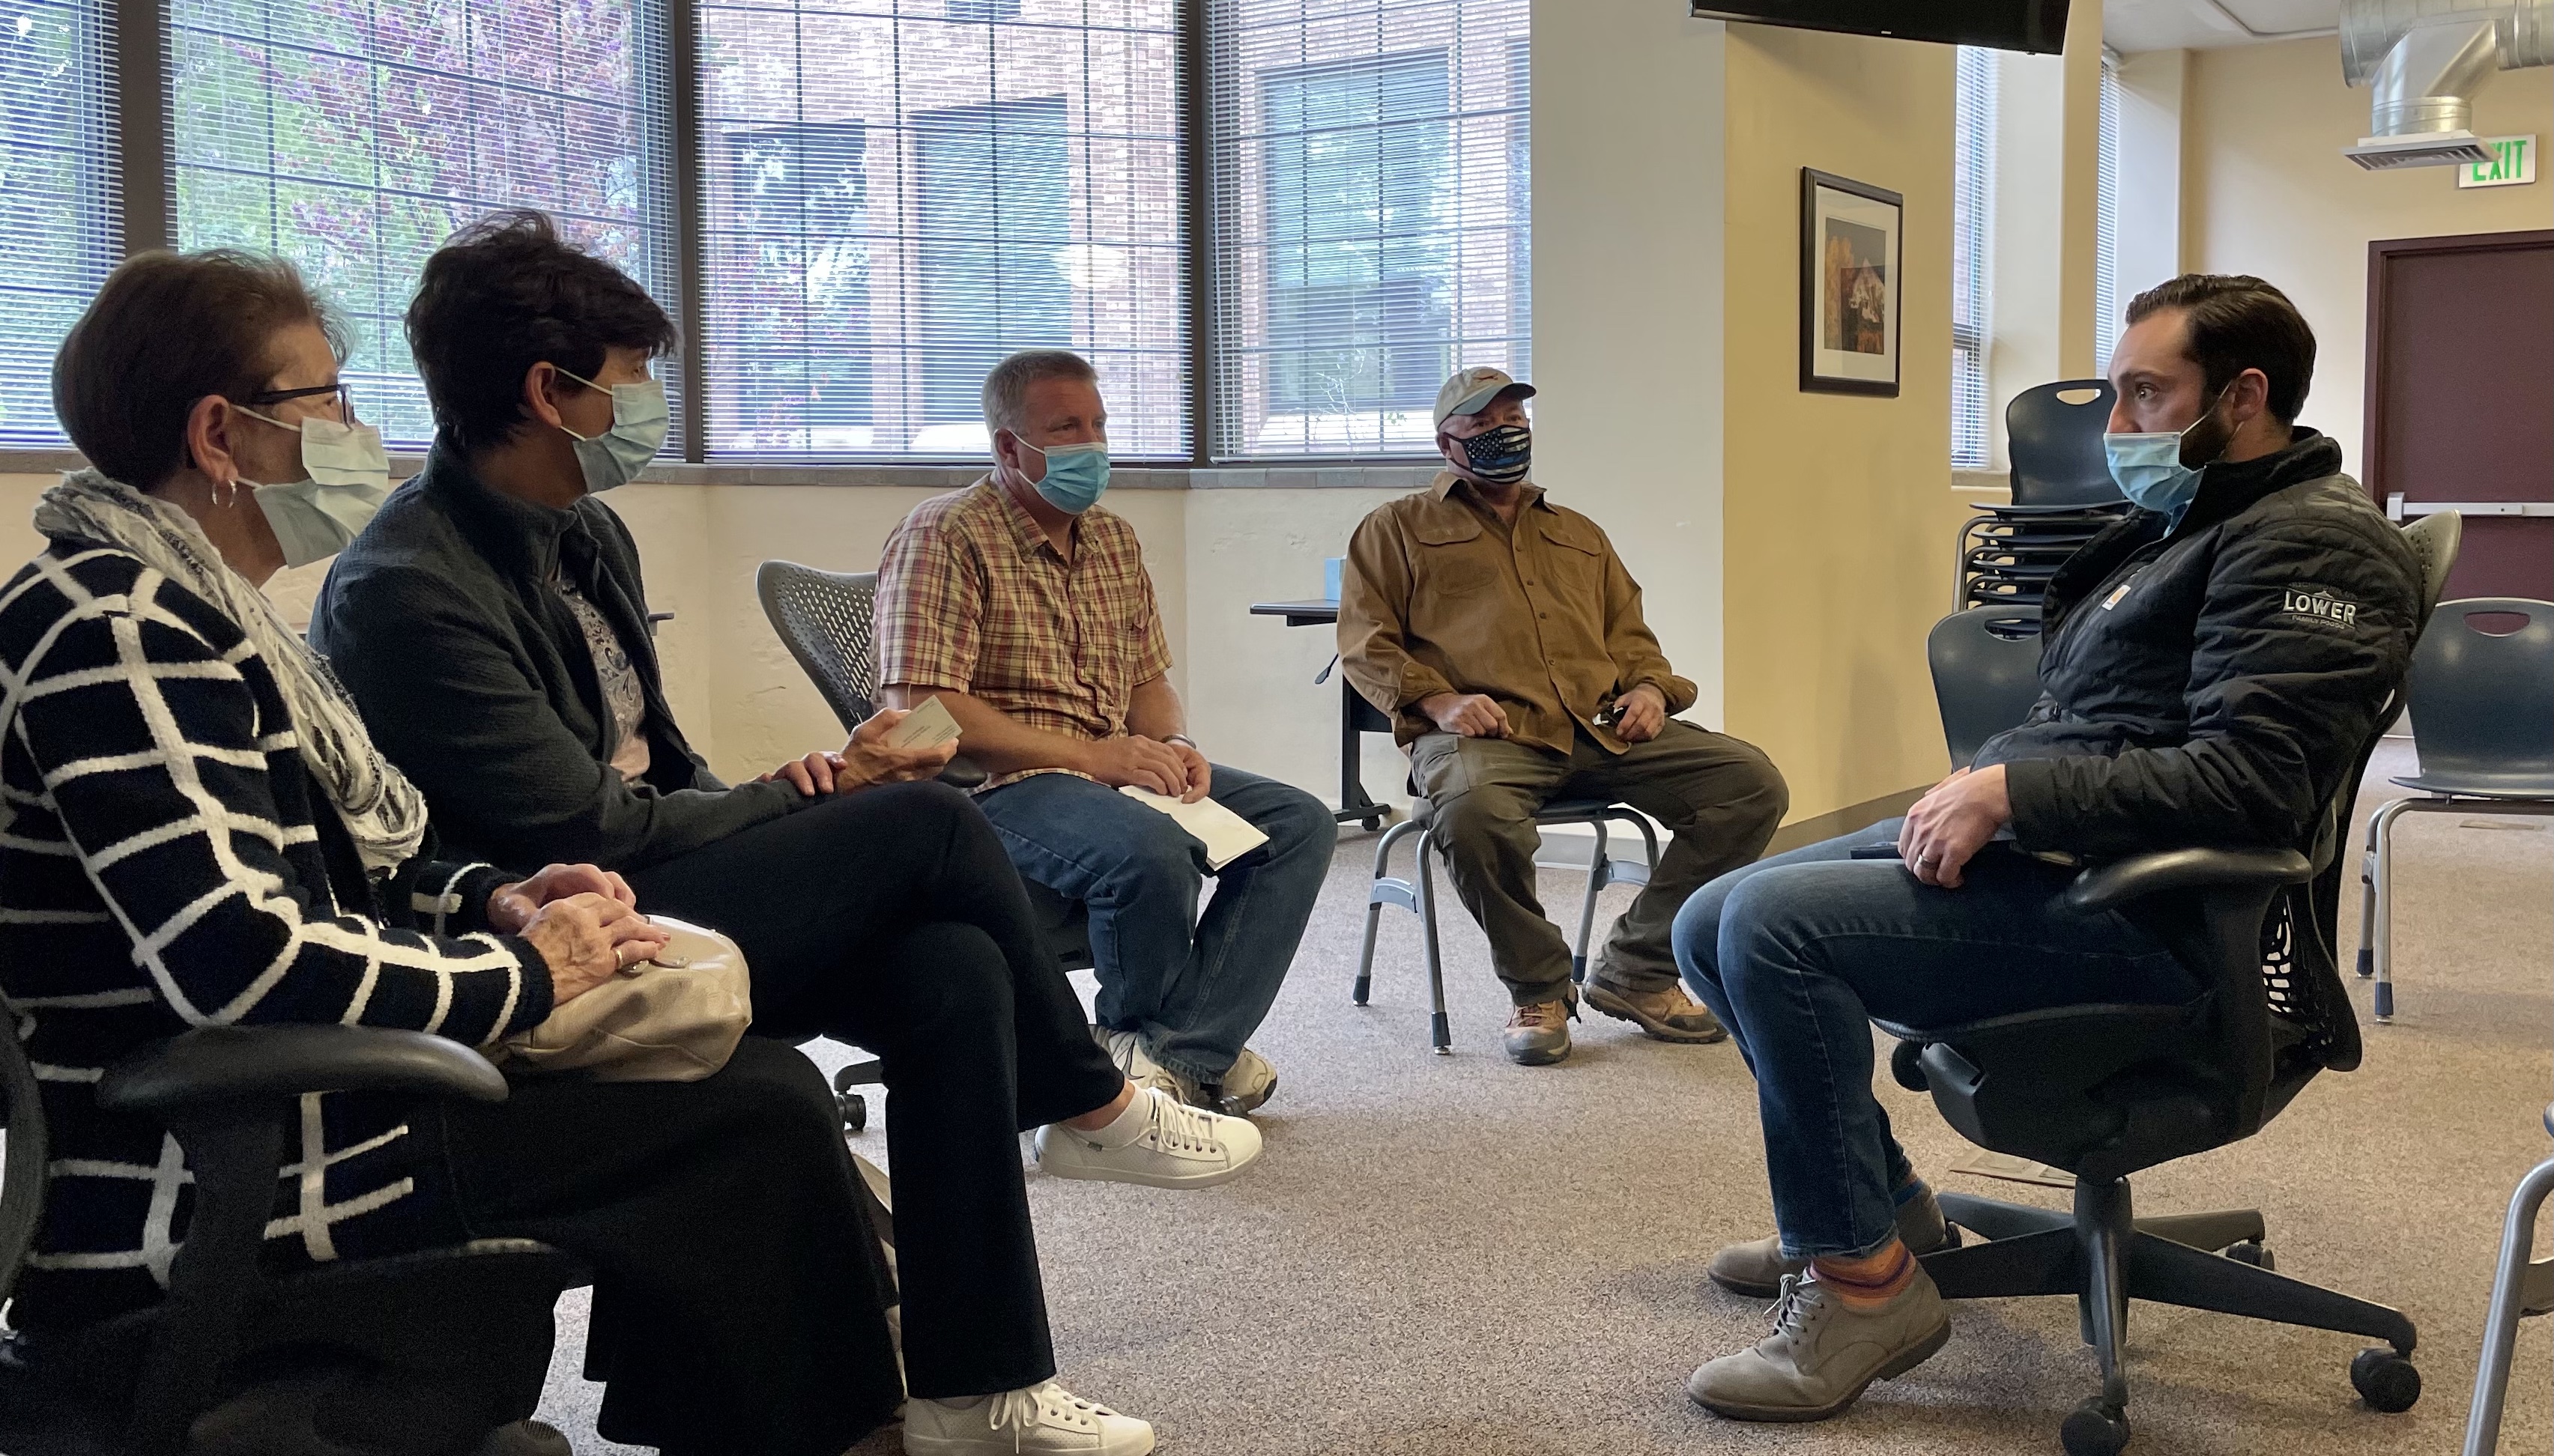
[1,0,119,446]
[1950,43,1994,471]
[2093,55,2120,369]
[697,0,1184,458]
[1208,0,1526,459]
[170,0,679,447]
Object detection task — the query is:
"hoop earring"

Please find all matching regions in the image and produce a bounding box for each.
[216,477,238,508]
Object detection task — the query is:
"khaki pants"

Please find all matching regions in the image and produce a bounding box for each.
[1410,720,1788,1005]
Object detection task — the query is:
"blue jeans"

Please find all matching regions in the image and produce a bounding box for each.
[1671,821,2195,1260]
[975,765,1337,1083]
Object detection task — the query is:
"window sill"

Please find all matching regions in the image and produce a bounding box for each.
[0,451,1444,492]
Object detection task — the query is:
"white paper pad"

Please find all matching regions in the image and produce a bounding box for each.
[883,695,962,750]
[1119,786,1269,870]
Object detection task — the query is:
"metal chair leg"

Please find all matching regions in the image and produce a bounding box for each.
[2465,1153,2554,1456]
[2355,804,2382,980]
[1571,820,1609,985]
[2367,796,2422,1022]
[1355,819,1422,1007]
[1417,834,1450,1054]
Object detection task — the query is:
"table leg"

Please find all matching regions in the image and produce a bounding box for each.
[1337,679,1387,830]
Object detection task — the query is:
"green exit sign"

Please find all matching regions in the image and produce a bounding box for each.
[2458,136,2538,189]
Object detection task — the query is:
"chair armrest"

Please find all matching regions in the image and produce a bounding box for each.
[938,755,990,792]
[2063,847,2313,914]
[98,1026,509,1117]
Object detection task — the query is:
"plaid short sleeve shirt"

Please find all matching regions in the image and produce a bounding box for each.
[876,479,1173,789]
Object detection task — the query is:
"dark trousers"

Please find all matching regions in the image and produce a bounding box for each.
[1671,822,2197,1259]
[1411,719,1789,1004]
[625,783,1125,1401]
[421,1037,904,1456]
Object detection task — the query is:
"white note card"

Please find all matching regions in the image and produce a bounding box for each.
[883,695,963,750]
[1119,786,1269,870]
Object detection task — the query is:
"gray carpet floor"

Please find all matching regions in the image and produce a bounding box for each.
[535,741,2554,1455]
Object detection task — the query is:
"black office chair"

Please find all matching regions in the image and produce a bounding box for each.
[1925,605,2045,768]
[0,1018,584,1456]
[1891,516,2459,1455]
[756,560,1097,1121]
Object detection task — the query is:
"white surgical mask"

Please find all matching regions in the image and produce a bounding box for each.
[236,407,393,568]
[555,366,668,494]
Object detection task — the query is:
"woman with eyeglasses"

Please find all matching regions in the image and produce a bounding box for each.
[0,249,904,1456]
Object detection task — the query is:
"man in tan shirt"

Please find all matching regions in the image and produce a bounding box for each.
[1339,366,1788,1066]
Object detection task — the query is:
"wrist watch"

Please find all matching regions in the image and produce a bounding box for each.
[1162,733,1199,750]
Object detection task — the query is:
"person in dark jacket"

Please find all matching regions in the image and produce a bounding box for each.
[1670,275,2424,1423]
[310,211,1257,1456]
[0,247,933,1456]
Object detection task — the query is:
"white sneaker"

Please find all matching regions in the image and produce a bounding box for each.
[1035,1086,1262,1189]
[902,1381,1154,1455]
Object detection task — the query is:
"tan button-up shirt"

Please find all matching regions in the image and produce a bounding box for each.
[876,479,1174,790]
[1337,471,1697,755]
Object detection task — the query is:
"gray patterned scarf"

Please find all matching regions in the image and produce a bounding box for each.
[34,470,428,873]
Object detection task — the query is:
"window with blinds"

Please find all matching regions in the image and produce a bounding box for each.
[169,0,679,447]
[1208,0,1527,459]
[696,0,1184,458]
[1,0,119,446]
[2093,55,2121,369]
[1950,44,1994,472]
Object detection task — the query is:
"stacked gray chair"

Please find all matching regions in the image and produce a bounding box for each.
[2463,1103,2554,1455]
[1955,380,2134,620]
[1925,604,2048,767]
[0,1013,583,1456]
[756,560,1097,1122]
[2354,587,2552,1022]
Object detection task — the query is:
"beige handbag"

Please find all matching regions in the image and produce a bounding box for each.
[499,915,752,1082]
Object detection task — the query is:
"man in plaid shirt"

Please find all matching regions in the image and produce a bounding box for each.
[877,350,1336,1114]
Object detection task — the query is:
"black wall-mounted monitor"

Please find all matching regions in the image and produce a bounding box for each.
[1689,1,2072,54]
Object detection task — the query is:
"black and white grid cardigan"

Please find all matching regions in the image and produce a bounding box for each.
[0,539,551,1332]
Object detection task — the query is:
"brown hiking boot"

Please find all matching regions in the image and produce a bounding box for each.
[1503,992,1578,1066]
[1583,980,1728,1043]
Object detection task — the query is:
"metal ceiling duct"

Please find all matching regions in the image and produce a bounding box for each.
[2339,0,2554,169]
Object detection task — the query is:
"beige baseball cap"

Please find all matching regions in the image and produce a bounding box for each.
[1432,366,1535,428]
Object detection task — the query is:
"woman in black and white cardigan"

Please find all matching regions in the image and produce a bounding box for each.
[4,251,906,1455]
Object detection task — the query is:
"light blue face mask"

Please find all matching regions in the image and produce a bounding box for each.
[2102,383,2234,524]
[1026,440,1110,515]
[237,407,393,568]
[557,367,668,494]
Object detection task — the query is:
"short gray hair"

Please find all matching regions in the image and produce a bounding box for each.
[981,349,1098,435]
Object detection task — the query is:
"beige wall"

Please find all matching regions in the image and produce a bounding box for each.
[2183,37,2553,479]
[1719,25,1970,822]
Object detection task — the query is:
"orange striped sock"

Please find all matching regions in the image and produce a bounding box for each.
[1809,1239,1916,1308]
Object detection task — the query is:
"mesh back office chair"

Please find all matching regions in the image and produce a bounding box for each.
[756,562,1096,1122]
[0,1017,581,1456]
[2354,587,2553,1021]
[1352,789,1662,1055]
[1892,514,2457,1456]
[1955,381,2134,619]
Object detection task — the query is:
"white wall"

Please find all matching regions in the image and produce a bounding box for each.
[2184,37,2553,478]
[1527,0,1728,729]
[1989,49,2069,468]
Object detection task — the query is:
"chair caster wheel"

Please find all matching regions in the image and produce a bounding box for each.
[2350,1347,2421,1413]
[2222,1240,2274,1271]
[2060,1398,2131,1456]
[838,1091,868,1133]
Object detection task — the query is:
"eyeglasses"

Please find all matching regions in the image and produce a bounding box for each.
[243,381,355,421]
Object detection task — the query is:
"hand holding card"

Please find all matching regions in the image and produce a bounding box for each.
[883,695,963,751]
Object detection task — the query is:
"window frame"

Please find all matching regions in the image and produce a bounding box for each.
[1949,43,1994,473]
[11,0,1528,470]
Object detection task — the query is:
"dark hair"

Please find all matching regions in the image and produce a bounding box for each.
[52,250,341,490]
[405,210,677,454]
[981,349,1099,435]
[2124,273,2317,423]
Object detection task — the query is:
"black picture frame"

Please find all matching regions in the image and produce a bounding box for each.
[1800,167,1904,397]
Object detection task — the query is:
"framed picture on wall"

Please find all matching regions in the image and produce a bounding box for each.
[1800,169,1903,396]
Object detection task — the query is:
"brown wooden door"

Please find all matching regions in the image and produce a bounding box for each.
[2364,230,2554,602]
